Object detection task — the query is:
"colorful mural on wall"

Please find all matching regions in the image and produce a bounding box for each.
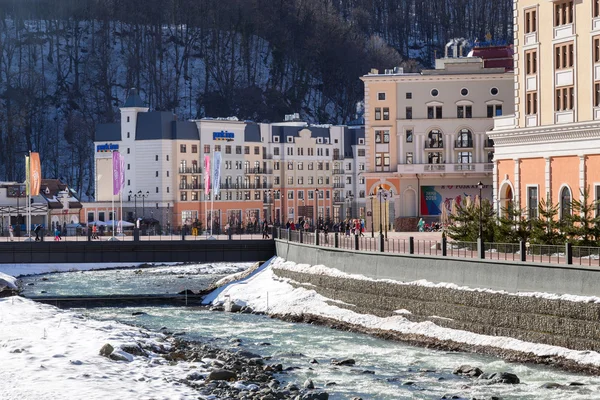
[420,185,492,216]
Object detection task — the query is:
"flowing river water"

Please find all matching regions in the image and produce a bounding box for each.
[18,263,600,400]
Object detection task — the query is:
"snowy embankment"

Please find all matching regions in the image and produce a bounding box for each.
[205,257,600,369]
[0,296,201,400]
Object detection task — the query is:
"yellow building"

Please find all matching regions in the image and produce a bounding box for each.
[490,0,600,219]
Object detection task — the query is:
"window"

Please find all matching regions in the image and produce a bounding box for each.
[127,132,130,138]
[457,129,472,147]
[375,154,382,166]
[355,149,364,157]
[595,83,600,107]
[166,155,169,161]
[460,88,469,96]
[526,50,537,75]
[383,107,389,120]
[204,145,210,153]
[155,171,159,177]
[166,171,169,177]
[525,8,537,34]
[406,152,413,164]
[308,177,314,185]
[287,176,293,185]
[491,87,499,96]
[180,144,187,153]
[244,146,250,154]
[254,146,260,155]
[181,192,188,201]
[487,104,503,117]
[215,145,221,152]
[298,191,304,200]
[236,146,242,154]
[287,162,293,170]
[192,145,198,153]
[457,151,473,164]
[375,130,389,143]
[555,42,574,70]
[298,177,304,185]
[359,163,365,171]
[374,107,381,120]
[428,106,442,119]
[191,191,198,201]
[406,92,412,99]
[225,161,232,170]
[308,191,314,200]
[378,92,386,100]
[405,129,413,143]
[560,187,572,220]
[383,153,390,167]
[318,162,323,170]
[428,152,443,164]
[527,92,538,115]
[457,105,472,118]
[127,164,130,170]
[225,145,231,154]
[274,162,280,170]
[554,1,573,26]
[596,186,600,216]
[427,129,443,148]
[308,148,314,156]
[405,107,412,119]
[325,162,330,170]
[555,87,574,111]
[274,177,280,185]
[528,186,539,219]
[127,116,130,123]
[274,148,279,155]
[127,148,130,154]
[298,162,303,170]
[596,0,600,18]
[308,163,313,170]
[431,89,439,97]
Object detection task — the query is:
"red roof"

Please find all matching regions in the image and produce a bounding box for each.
[471,45,514,72]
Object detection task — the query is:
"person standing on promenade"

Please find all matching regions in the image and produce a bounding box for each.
[8,225,14,241]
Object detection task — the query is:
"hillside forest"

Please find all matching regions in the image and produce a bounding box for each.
[0,0,513,198]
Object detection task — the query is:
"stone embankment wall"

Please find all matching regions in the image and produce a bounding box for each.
[274,240,600,352]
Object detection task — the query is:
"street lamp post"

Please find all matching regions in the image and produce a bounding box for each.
[378,186,383,239]
[129,191,138,219]
[139,191,149,218]
[477,181,483,239]
[369,193,374,238]
[315,189,319,233]
[346,194,354,219]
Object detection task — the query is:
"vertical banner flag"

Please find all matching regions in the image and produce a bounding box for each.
[120,152,126,193]
[204,155,211,196]
[30,152,42,196]
[213,151,222,196]
[112,151,122,196]
[25,155,30,196]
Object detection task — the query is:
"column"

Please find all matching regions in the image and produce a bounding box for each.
[514,158,520,208]
[545,156,551,202]
[579,155,586,202]
[493,160,499,214]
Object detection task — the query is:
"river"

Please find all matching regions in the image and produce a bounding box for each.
[18,262,600,399]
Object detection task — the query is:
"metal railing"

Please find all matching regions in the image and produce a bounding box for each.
[276,228,595,267]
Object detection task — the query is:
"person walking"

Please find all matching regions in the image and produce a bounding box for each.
[92,224,98,240]
[262,219,270,239]
[54,227,61,241]
[8,225,14,241]
[34,224,41,241]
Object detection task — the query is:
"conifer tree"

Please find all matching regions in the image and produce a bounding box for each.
[447,198,495,242]
[530,199,565,245]
[496,204,530,243]
[563,187,600,246]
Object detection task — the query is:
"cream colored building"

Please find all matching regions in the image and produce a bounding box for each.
[361,45,514,228]
[490,0,600,219]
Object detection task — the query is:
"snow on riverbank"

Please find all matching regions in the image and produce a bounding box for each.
[0,261,252,278]
[0,297,199,400]
[207,257,600,368]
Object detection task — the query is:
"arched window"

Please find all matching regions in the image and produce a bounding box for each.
[457,129,472,148]
[560,186,571,220]
[427,130,443,148]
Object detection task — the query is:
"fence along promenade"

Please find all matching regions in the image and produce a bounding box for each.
[278,228,600,268]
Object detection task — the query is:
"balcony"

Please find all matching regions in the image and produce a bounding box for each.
[397,163,493,175]
[454,140,473,149]
[179,183,202,190]
[333,197,345,203]
[333,183,345,189]
[245,167,273,175]
[262,153,273,160]
[332,169,345,175]
[333,154,345,160]
[424,140,444,149]
[178,167,201,174]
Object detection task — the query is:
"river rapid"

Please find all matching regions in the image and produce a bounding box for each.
[19,262,600,399]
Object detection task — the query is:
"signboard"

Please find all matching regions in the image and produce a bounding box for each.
[7,185,25,198]
[213,131,234,141]
[96,143,119,153]
[420,184,492,216]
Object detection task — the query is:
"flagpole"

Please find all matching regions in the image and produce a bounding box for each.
[112,150,115,240]
[210,147,214,238]
[26,152,31,239]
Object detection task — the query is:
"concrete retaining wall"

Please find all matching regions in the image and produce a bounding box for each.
[274,240,600,352]
[275,240,600,297]
[0,240,275,264]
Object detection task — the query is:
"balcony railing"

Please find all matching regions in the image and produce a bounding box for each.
[397,163,493,174]
[332,169,344,175]
[178,167,202,174]
[245,167,273,175]
[333,154,345,160]
[179,183,203,190]
[424,140,444,149]
[262,153,273,160]
[333,197,345,203]
[454,140,473,149]
[333,183,345,189]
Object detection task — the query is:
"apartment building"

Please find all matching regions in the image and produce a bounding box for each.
[489,0,600,219]
[361,43,514,228]
[91,93,365,231]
